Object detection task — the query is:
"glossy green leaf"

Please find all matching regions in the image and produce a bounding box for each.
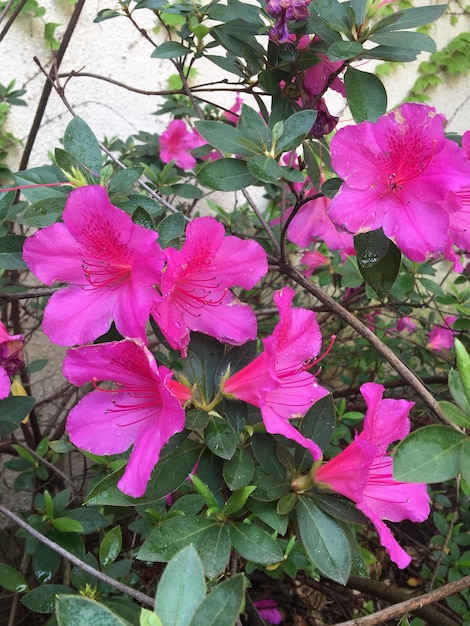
[354,229,401,299]
[18,196,66,227]
[275,110,318,153]
[151,41,191,58]
[361,46,421,62]
[0,190,16,223]
[204,417,239,460]
[455,339,470,408]
[63,117,102,174]
[0,235,27,269]
[223,486,257,516]
[154,545,205,626]
[132,206,154,230]
[438,400,470,429]
[237,104,271,149]
[247,498,288,534]
[369,31,436,53]
[190,574,245,626]
[52,516,84,533]
[321,177,342,198]
[393,425,467,483]
[14,165,69,202]
[296,496,351,584]
[373,5,447,32]
[108,166,144,194]
[55,148,98,184]
[137,516,216,562]
[314,0,351,33]
[198,524,231,579]
[86,438,201,506]
[197,158,256,191]
[55,595,131,625]
[0,563,29,592]
[328,41,364,61]
[194,121,254,156]
[32,542,61,584]
[247,155,282,183]
[311,494,366,525]
[350,0,368,27]
[223,447,254,490]
[190,474,220,509]
[344,67,387,123]
[21,585,75,613]
[295,394,336,471]
[0,396,36,435]
[460,441,470,486]
[157,211,185,248]
[184,332,226,401]
[230,522,283,565]
[99,526,122,568]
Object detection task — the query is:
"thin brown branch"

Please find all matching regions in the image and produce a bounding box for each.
[0,505,155,607]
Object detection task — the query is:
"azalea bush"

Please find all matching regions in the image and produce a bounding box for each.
[1,0,470,625]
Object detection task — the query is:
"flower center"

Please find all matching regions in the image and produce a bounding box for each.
[173,274,226,316]
[92,378,162,427]
[82,257,132,290]
[381,131,437,192]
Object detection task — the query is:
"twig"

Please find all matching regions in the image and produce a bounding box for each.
[0,505,155,607]
[333,574,469,625]
[0,0,28,43]
[279,263,449,423]
[242,188,281,256]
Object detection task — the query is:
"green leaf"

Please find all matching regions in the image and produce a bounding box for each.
[230,522,283,565]
[197,158,256,191]
[204,417,239,460]
[237,104,271,150]
[350,0,368,27]
[0,235,27,269]
[328,41,364,61]
[295,394,336,472]
[223,486,257,516]
[455,339,470,408]
[373,5,447,32]
[184,332,226,401]
[21,585,75,613]
[393,425,467,483]
[18,196,66,227]
[100,526,122,569]
[52,517,84,533]
[14,166,69,202]
[0,396,36,435]
[86,438,201,506]
[354,229,401,299]
[344,67,387,123]
[198,524,231,579]
[314,0,351,33]
[275,110,318,153]
[223,447,254,490]
[449,367,470,413]
[194,121,254,156]
[460,440,470,486]
[0,190,16,223]
[190,575,245,626]
[55,595,132,625]
[154,545,205,626]
[139,608,163,626]
[63,117,102,174]
[137,516,216,562]
[108,167,144,194]
[55,148,98,184]
[361,46,421,62]
[190,474,220,509]
[132,206,154,230]
[438,400,470,429]
[151,41,191,58]
[369,31,436,53]
[0,564,29,592]
[157,211,185,248]
[33,541,61,583]
[247,498,288,534]
[247,155,283,183]
[296,496,351,584]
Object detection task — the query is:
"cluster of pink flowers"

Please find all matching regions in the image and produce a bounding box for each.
[328,103,470,267]
[0,321,24,399]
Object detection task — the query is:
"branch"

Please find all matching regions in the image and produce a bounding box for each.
[279,263,449,423]
[333,574,469,626]
[0,505,155,608]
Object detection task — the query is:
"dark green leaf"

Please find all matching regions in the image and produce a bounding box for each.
[204,417,239,460]
[223,447,254,490]
[18,196,66,227]
[184,332,226,401]
[247,498,288,534]
[21,585,75,613]
[369,31,436,53]
[99,526,122,568]
[328,41,363,61]
[32,542,61,584]
[55,148,98,184]
[0,235,27,270]
[237,104,271,149]
[354,229,401,299]
[108,167,144,194]
[320,177,342,199]
[230,522,283,565]
[137,516,217,561]
[198,524,231,579]
[155,545,205,626]
[311,494,366,524]
[373,5,447,32]
[157,211,186,248]
[189,574,245,626]
[0,190,16,223]
[247,155,283,183]
[132,206,154,230]
[275,110,318,153]
[151,41,191,58]
[55,595,131,625]
[14,166,69,202]
[296,496,351,584]
[449,367,470,414]
[393,425,467,483]
[314,0,351,33]
[295,394,336,472]
[194,121,254,156]
[0,564,29,592]
[223,486,257,516]
[0,396,36,435]
[344,67,387,123]
[361,46,421,62]
[197,158,256,191]
[438,400,470,429]
[350,0,368,27]
[63,117,102,174]
[460,441,470,486]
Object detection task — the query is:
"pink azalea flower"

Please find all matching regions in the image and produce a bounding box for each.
[300,250,328,277]
[253,599,282,624]
[223,287,329,461]
[328,103,470,263]
[444,132,470,270]
[315,382,430,569]
[152,216,268,357]
[0,321,24,399]
[395,316,417,333]
[159,119,205,170]
[428,315,457,353]
[64,338,185,498]
[23,185,165,346]
[224,94,243,124]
